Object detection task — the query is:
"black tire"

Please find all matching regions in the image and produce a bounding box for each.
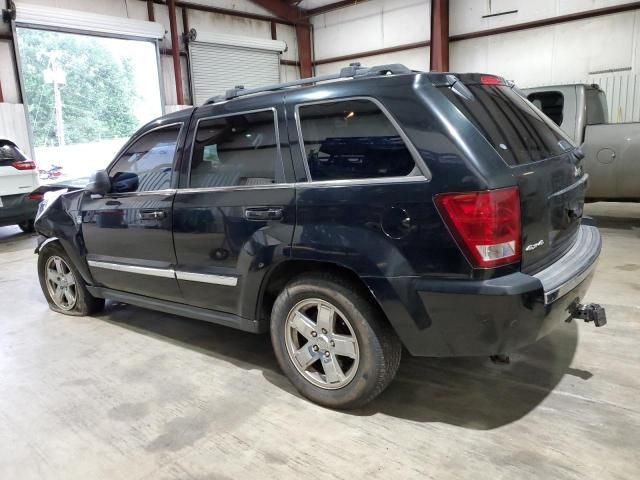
[38,242,105,316]
[270,272,402,409]
[18,219,35,233]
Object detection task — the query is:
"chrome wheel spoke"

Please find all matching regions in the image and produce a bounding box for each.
[64,272,76,286]
[53,286,64,304]
[54,257,64,274]
[62,287,76,306]
[322,354,345,384]
[332,334,357,359]
[293,345,320,370]
[316,303,334,333]
[47,267,59,282]
[290,311,317,341]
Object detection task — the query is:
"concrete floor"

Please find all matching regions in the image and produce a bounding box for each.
[0,202,639,480]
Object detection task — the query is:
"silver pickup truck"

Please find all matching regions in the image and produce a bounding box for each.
[524,84,639,200]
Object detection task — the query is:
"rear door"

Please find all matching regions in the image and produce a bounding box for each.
[81,123,184,302]
[172,100,295,318]
[439,78,586,273]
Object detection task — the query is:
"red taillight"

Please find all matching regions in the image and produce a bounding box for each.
[435,187,521,268]
[480,74,505,86]
[28,192,44,201]
[12,160,36,170]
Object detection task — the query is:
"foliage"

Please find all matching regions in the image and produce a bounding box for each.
[17,28,139,147]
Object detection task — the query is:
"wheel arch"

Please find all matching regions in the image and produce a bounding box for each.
[38,236,95,286]
[256,259,390,327]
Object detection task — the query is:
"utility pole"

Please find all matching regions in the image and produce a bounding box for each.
[43,52,66,146]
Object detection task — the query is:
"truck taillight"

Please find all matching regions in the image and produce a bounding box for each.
[435,187,521,268]
[12,160,36,170]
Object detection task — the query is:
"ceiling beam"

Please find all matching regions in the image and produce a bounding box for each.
[248,0,305,23]
[304,0,372,18]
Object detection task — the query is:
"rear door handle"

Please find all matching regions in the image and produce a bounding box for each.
[140,210,167,220]
[244,207,284,221]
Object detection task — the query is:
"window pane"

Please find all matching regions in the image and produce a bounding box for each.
[109,125,180,193]
[527,91,564,126]
[440,85,572,165]
[298,99,417,181]
[189,111,279,188]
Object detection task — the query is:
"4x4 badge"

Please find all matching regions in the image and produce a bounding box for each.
[525,240,545,252]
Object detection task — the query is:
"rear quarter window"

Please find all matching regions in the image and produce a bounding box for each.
[440,84,573,166]
[297,99,419,181]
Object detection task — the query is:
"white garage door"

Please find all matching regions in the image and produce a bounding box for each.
[188,33,287,105]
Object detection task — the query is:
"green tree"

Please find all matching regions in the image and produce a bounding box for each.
[17,28,139,147]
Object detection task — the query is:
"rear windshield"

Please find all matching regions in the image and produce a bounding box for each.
[439,84,574,166]
[0,140,27,167]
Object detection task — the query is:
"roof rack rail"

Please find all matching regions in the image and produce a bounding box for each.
[204,63,412,104]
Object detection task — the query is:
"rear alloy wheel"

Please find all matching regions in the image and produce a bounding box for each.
[38,242,105,316]
[271,273,402,409]
[285,298,360,390]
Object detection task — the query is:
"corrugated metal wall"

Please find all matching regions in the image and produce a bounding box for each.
[585,73,640,123]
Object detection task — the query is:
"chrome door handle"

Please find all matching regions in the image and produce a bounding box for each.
[140,210,167,220]
[244,207,284,221]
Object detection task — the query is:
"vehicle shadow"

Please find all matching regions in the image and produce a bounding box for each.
[100,301,582,430]
[0,226,36,252]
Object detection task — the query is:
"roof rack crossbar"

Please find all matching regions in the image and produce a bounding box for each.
[204,63,412,104]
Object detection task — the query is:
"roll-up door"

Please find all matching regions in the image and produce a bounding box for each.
[188,32,287,105]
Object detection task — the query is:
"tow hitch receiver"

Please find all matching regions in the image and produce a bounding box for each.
[571,303,607,327]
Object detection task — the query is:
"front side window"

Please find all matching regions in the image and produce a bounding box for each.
[109,124,181,193]
[189,110,280,189]
[297,99,418,182]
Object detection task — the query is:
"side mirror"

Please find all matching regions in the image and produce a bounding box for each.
[86,169,111,196]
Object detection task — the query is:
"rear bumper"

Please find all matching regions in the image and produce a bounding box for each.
[0,193,39,227]
[365,224,602,357]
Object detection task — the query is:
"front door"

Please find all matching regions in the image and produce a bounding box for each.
[172,101,295,318]
[82,122,184,302]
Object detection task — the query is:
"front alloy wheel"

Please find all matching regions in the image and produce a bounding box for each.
[285,298,359,390]
[44,255,78,310]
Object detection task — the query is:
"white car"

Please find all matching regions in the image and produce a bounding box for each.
[0,139,41,232]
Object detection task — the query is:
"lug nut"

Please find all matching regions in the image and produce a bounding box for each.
[311,331,317,337]
[312,345,319,352]
[330,340,335,347]
[324,351,330,358]
[321,328,327,334]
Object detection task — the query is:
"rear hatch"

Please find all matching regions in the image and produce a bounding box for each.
[438,75,586,273]
[0,140,39,197]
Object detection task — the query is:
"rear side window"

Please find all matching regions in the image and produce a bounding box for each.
[109,124,181,193]
[527,91,564,126]
[189,110,280,188]
[440,84,573,165]
[297,99,418,181]
[0,140,27,167]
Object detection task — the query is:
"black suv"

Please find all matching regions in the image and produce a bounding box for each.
[35,64,605,408]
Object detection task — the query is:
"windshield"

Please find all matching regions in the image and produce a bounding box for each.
[439,83,575,166]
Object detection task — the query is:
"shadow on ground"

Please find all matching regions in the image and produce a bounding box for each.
[101,300,583,431]
[0,226,35,252]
